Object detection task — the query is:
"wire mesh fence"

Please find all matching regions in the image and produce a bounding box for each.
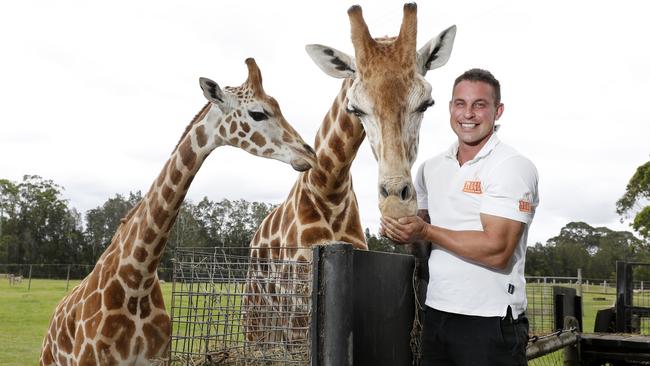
[0,263,173,290]
[169,247,313,366]
[2,259,637,364]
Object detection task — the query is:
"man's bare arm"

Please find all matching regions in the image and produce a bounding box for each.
[381,213,525,270]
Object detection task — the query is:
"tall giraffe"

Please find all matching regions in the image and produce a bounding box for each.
[244,4,456,345]
[39,58,317,366]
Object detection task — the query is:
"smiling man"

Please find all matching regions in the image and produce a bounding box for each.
[381,69,539,365]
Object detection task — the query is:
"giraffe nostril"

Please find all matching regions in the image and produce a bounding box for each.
[400,185,410,201]
[380,185,389,198]
[303,144,316,156]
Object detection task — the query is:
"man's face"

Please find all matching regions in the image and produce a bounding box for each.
[449,80,504,147]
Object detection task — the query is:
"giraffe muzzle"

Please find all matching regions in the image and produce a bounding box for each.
[378,180,417,218]
[290,144,317,172]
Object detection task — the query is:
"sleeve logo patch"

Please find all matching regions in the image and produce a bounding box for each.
[519,200,532,213]
[462,180,482,194]
[519,192,534,213]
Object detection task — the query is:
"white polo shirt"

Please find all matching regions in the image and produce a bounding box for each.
[415,133,539,317]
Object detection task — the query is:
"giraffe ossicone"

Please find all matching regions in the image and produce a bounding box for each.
[39,58,316,366]
[245,2,456,346]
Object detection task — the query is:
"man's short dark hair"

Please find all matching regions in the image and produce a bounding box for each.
[453,68,501,105]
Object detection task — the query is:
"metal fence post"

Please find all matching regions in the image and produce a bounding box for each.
[313,243,353,366]
[615,261,632,332]
[66,264,71,291]
[577,268,582,297]
[28,264,33,291]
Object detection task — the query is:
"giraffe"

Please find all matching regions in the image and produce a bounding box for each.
[39,58,317,366]
[243,4,456,346]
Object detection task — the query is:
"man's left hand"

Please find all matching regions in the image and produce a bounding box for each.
[380,215,428,244]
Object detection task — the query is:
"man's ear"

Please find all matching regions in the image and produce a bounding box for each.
[416,25,457,75]
[305,44,356,79]
[199,77,231,113]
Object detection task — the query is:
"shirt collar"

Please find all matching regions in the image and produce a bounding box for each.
[444,133,501,165]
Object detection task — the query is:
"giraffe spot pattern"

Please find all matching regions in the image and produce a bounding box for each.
[300,227,333,246]
[140,295,152,319]
[142,227,156,244]
[147,257,161,274]
[151,283,165,309]
[261,217,270,239]
[153,237,167,256]
[127,296,138,315]
[309,170,327,188]
[250,132,266,147]
[178,138,197,171]
[102,314,135,359]
[104,280,125,310]
[78,344,96,366]
[241,122,250,133]
[161,184,175,204]
[195,125,207,148]
[328,133,346,163]
[82,291,101,320]
[183,174,195,192]
[271,206,283,233]
[96,340,117,366]
[134,246,148,262]
[144,278,154,289]
[298,192,322,224]
[84,311,102,340]
[99,257,118,289]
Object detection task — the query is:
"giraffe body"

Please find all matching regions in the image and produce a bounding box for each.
[39,59,316,366]
[245,4,456,345]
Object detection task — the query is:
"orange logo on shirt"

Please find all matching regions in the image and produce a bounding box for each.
[519,192,534,213]
[462,180,482,194]
[519,200,532,213]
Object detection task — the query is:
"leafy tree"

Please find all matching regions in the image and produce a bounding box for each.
[525,242,552,276]
[0,176,83,265]
[525,221,643,278]
[365,228,407,254]
[617,161,650,241]
[84,191,142,262]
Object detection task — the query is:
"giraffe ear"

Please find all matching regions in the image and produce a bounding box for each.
[199,77,227,107]
[416,25,457,75]
[305,44,356,79]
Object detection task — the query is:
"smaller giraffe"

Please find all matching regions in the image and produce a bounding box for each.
[39,58,316,366]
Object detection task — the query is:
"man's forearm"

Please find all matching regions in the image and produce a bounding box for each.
[423,225,512,270]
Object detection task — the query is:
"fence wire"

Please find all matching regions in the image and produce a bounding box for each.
[170,247,312,366]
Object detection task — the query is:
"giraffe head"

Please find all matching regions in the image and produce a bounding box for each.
[306,4,456,217]
[200,58,317,171]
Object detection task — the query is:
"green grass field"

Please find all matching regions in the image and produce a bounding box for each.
[0,278,173,366]
[0,278,618,366]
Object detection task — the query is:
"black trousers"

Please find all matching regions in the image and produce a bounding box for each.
[420,306,529,366]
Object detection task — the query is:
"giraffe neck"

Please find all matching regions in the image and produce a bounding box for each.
[304,79,365,199]
[107,103,224,291]
[250,79,367,251]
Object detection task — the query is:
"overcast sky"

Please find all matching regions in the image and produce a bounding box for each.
[1,0,648,246]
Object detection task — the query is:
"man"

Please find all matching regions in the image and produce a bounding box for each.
[381,68,538,365]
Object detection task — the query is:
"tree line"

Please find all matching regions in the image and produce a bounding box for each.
[0,160,648,278]
[0,175,277,271]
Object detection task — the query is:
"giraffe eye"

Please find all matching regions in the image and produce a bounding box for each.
[416,100,435,113]
[345,106,365,117]
[248,110,268,121]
